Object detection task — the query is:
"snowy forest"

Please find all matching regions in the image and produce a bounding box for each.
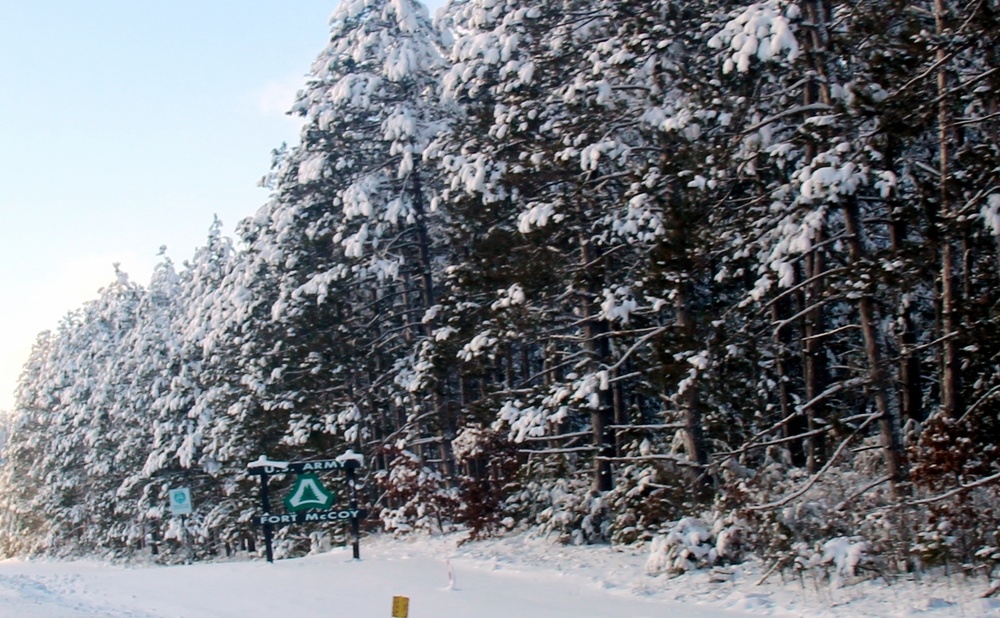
[2,0,1000,578]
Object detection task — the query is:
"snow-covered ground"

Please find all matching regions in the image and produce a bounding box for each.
[0,533,997,617]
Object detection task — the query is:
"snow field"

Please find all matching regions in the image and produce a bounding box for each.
[1,533,1000,617]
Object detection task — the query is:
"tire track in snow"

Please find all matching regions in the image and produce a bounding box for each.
[0,573,152,617]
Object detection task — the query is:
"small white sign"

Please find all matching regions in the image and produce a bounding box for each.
[168,487,193,516]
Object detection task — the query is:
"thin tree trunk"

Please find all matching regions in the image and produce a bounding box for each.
[612,374,625,456]
[798,1,833,474]
[888,184,924,424]
[411,174,456,478]
[936,0,962,418]
[578,229,615,493]
[675,281,712,496]
[843,199,910,495]
[773,286,807,467]
[802,236,828,472]
[898,301,924,424]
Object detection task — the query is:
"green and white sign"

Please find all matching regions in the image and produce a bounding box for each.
[247,454,366,562]
[168,487,193,516]
[283,473,335,512]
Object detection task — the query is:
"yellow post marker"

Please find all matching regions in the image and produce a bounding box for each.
[391,595,410,618]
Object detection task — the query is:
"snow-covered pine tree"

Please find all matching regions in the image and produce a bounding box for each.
[107,253,184,552]
[0,330,58,555]
[290,0,453,463]
[432,0,735,535]
[0,268,150,555]
[216,0,458,538]
[433,0,624,520]
[884,0,1000,563]
[699,0,922,501]
[135,224,245,557]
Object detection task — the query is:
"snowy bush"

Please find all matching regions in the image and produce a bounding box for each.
[645,514,745,575]
[783,537,872,588]
[646,518,715,574]
[820,537,869,586]
[377,448,460,535]
[605,442,689,544]
[504,460,608,545]
[451,425,520,542]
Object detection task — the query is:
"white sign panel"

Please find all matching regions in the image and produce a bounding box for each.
[168,487,193,516]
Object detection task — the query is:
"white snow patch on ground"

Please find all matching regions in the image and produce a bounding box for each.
[0,533,997,617]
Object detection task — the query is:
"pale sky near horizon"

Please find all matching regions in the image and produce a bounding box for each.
[0,0,445,412]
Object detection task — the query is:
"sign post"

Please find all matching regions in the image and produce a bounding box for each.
[260,471,275,563]
[167,488,194,563]
[347,463,361,560]
[247,456,365,563]
[391,596,410,618]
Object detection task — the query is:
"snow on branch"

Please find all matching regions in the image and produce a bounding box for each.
[708,1,801,73]
[909,471,1000,506]
[748,411,880,511]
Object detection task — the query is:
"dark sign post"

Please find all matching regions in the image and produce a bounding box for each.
[347,462,361,560]
[247,457,365,563]
[248,463,277,563]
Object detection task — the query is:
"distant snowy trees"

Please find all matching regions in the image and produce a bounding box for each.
[2,0,1000,576]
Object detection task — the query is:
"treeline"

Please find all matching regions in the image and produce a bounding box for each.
[2,0,1000,572]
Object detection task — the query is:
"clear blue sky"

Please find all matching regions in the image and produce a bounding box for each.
[0,1,445,411]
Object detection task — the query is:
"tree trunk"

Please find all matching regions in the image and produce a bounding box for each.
[578,229,615,493]
[802,235,828,472]
[411,174,456,479]
[888,191,924,424]
[799,0,833,473]
[675,281,712,497]
[773,284,807,468]
[935,0,962,418]
[843,199,910,495]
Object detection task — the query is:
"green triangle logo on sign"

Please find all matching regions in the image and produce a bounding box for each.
[284,473,335,512]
